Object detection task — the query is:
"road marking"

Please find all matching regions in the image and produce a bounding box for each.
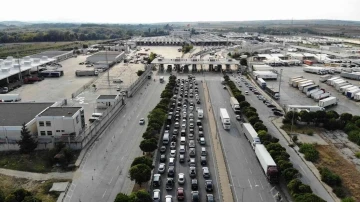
[123,113,127,118]
[259,179,264,189]
[259,193,264,201]
[108,176,114,185]
[245,157,248,163]
[248,179,253,189]
[299,165,307,174]
[102,189,107,198]
[254,179,259,188]
[116,165,120,171]
[249,168,252,174]
[237,177,241,188]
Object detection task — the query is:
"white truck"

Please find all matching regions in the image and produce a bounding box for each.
[339,85,354,93]
[306,88,321,97]
[347,89,360,99]
[303,84,319,93]
[333,80,347,89]
[219,108,231,130]
[287,105,325,112]
[0,94,21,102]
[344,86,359,95]
[254,144,279,183]
[243,123,261,149]
[319,97,338,108]
[230,97,240,114]
[326,77,340,85]
[335,82,350,91]
[313,92,331,101]
[197,109,204,119]
[303,66,326,74]
[292,79,309,87]
[354,92,360,101]
[298,82,314,91]
[288,76,303,84]
[311,90,326,99]
[319,74,332,83]
[75,70,99,76]
[329,79,344,86]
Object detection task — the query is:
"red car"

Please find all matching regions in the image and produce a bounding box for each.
[177,187,185,200]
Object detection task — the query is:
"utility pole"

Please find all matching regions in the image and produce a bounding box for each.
[17,52,22,82]
[278,69,283,95]
[106,48,109,85]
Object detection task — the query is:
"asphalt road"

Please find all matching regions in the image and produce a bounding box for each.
[153,76,220,201]
[236,76,335,202]
[206,76,277,202]
[66,77,165,202]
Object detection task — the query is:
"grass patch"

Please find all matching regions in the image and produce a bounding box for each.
[281,123,320,135]
[355,152,360,159]
[0,174,69,202]
[316,145,359,200]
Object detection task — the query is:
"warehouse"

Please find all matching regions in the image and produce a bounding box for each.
[30,50,74,62]
[86,51,125,69]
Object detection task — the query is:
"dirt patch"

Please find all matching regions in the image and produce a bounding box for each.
[0,174,67,202]
[315,145,360,201]
[132,183,149,193]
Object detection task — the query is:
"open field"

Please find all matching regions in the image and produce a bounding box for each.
[0,174,67,202]
[316,145,360,201]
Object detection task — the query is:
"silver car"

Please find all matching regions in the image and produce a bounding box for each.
[158,163,166,174]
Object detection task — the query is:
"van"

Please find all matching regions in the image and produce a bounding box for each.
[88,117,99,123]
[153,174,161,187]
[201,147,207,156]
[180,137,186,145]
[163,133,170,145]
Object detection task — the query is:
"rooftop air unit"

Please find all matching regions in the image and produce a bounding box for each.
[1,67,11,72]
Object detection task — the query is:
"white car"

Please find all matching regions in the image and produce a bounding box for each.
[139,118,145,125]
[188,133,194,140]
[181,123,186,129]
[189,140,195,148]
[183,111,187,117]
[178,173,185,184]
[153,189,161,202]
[202,167,210,178]
[158,163,166,174]
[245,91,249,95]
[170,150,176,158]
[199,137,206,145]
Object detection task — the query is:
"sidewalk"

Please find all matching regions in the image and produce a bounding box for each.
[0,168,73,181]
[203,82,234,202]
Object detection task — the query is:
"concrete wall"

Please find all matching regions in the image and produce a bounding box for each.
[36,110,83,137]
[96,98,118,109]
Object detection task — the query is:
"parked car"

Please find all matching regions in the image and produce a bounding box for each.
[178,173,185,184]
[139,118,145,125]
[177,187,185,201]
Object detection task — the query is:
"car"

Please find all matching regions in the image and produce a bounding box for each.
[206,194,214,202]
[158,163,166,174]
[197,100,201,104]
[189,106,194,111]
[174,122,180,128]
[189,94,193,98]
[205,180,213,192]
[198,126,203,131]
[177,187,185,201]
[181,123,186,129]
[160,154,166,162]
[202,167,210,178]
[170,150,176,158]
[189,167,196,178]
[183,104,187,109]
[170,142,176,150]
[165,125,170,130]
[178,173,185,184]
[245,91,249,95]
[186,138,197,147]
[188,133,194,140]
[139,118,145,125]
[223,85,227,89]
[272,108,282,112]
[267,104,276,108]
[152,189,161,202]
[191,179,198,190]
[166,178,174,190]
[168,166,175,177]
[254,91,260,95]
[200,156,207,165]
[182,118,187,124]
[189,148,196,157]
[196,120,202,126]
[160,146,166,153]
[189,113,194,119]
[179,154,185,163]
[274,111,284,116]
[172,135,177,142]
[183,111,187,117]
[179,145,186,154]
[191,191,200,202]
[236,115,241,120]
[198,130,204,137]
[178,97,182,101]
[173,129,179,135]
[199,137,206,145]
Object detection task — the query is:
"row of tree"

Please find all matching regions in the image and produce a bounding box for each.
[114,190,152,202]
[127,75,177,189]
[284,110,360,146]
[0,188,41,202]
[224,75,326,202]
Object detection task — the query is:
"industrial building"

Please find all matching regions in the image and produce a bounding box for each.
[128,36,186,46]
[96,95,120,109]
[86,51,125,69]
[30,50,73,62]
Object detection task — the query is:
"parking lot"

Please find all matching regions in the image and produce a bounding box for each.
[12,55,94,102]
[152,76,218,201]
[266,66,360,115]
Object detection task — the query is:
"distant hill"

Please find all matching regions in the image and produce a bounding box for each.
[0,21,32,26]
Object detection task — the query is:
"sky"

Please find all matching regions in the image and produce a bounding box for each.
[1,0,359,23]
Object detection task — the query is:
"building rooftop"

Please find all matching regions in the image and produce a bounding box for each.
[39,107,82,117]
[0,102,55,126]
[97,95,118,100]
[86,51,124,63]
[29,51,72,59]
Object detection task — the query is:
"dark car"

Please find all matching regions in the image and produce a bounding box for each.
[201,156,207,165]
[165,125,170,130]
[168,166,175,177]
[274,111,284,116]
[191,179,198,190]
[267,104,276,108]
[177,187,185,201]
[253,91,260,95]
[191,191,199,202]
[172,135,177,142]
[272,108,282,112]
[197,100,201,104]
[198,131,204,137]
[173,129,179,135]
[160,154,166,162]
[160,146,166,153]
[196,120,202,126]
[205,180,213,192]
[198,126,203,131]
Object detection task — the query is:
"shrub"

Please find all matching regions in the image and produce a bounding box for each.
[355,152,360,158]
[333,187,346,198]
[319,167,342,187]
[342,197,356,202]
[292,135,298,142]
[299,144,319,162]
[306,131,313,136]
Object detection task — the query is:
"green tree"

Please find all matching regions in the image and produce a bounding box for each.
[299,144,319,162]
[129,190,152,202]
[254,122,267,132]
[114,193,131,202]
[23,196,42,202]
[293,193,325,202]
[239,101,250,108]
[136,70,145,76]
[12,189,31,202]
[129,164,151,187]
[139,139,158,153]
[131,156,153,168]
[17,123,38,154]
[342,197,356,202]
[240,58,247,66]
[340,113,353,123]
[4,194,16,202]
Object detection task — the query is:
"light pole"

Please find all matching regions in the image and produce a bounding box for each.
[278,69,283,96]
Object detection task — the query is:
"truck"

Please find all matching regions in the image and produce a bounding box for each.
[304,60,313,66]
[0,94,21,102]
[243,123,261,149]
[333,80,347,89]
[0,87,8,94]
[329,79,344,86]
[339,85,354,93]
[311,90,326,99]
[288,76,303,84]
[257,78,267,89]
[286,105,325,112]
[219,108,231,130]
[298,82,314,91]
[254,144,279,183]
[303,84,319,93]
[303,66,325,74]
[292,79,308,87]
[344,86,359,95]
[326,77,340,85]
[296,80,313,88]
[347,89,360,99]
[335,82,350,91]
[39,70,64,77]
[314,92,331,101]
[306,88,321,97]
[341,72,360,80]
[264,86,280,100]
[23,76,44,84]
[75,70,99,76]
[230,97,240,114]
[319,74,332,82]
[354,92,360,101]
[319,97,337,108]
[290,78,305,86]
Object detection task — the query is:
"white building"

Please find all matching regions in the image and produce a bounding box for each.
[96,95,120,109]
[36,107,85,137]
